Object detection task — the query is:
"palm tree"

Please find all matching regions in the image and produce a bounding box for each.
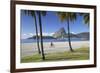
[80,13,90,25]
[24,10,41,54]
[57,12,77,52]
[37,11,46,60]
[24,10,46,60]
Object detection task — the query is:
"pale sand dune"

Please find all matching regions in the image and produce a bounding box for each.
[21,41,89,57]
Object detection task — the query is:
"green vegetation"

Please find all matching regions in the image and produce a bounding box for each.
[21,47,89,63]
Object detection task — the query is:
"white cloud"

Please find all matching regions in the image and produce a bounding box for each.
[21,32,54,39]
[28,33,34,36]
[71,32,76,34]
[42,32,54,36]
[23,33,35,36]
[22,33,35,39]
[23,34,27,36]
[32,32,54,36]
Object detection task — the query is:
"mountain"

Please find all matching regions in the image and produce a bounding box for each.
[65,33,79,38]
[27,35,56,39]
[52,27,78,38]
[52,27,89,40]
[53,27,67,38]
[76,32,89,40]
[27,27,89,40]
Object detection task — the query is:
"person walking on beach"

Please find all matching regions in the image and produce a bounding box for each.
[50,42,54,47]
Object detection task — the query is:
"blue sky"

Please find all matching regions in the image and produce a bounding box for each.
[21,10,89,39]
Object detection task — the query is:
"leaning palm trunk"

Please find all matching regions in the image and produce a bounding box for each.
[57,12,76,52]
[24,10,41,54]
[34,12,41,54]
[67,19,74,52]
[37,11,45,60]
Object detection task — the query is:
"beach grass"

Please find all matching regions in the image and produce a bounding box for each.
[21,47,89,63]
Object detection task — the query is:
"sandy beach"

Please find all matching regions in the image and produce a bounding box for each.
[21,41,89,57]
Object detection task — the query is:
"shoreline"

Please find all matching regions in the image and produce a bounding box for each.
[21,41,89,57]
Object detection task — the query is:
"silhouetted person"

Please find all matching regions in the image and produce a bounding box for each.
[50,42,54,47]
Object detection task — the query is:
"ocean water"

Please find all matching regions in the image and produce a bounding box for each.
[21,38,88,43]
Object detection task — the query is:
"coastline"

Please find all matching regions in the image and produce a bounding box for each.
[21,41,89,57]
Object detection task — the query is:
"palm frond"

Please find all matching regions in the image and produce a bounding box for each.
[69,13,77,22]
[57,12,77,23]
[57,12,67,22]
[80,13,90,25]
[41,11,47,16]
[23,10,35,18]
[84,14,89,24]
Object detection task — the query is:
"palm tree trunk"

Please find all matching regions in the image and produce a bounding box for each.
[67,19,74,52]
[37,11,45,60]
[34,12,41,54]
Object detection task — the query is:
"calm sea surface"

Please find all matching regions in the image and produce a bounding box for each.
[21,38,89,43]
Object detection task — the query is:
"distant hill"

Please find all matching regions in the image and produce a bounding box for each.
[76,32,89,40]
[52,27,89,40]
[27,35,56,39]
[27,27,89,40]
[65,33,79,38]
[53,27,67,38]
[52,27,79,38]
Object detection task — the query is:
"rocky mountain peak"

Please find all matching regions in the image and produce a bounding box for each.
[53,27,66,38]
